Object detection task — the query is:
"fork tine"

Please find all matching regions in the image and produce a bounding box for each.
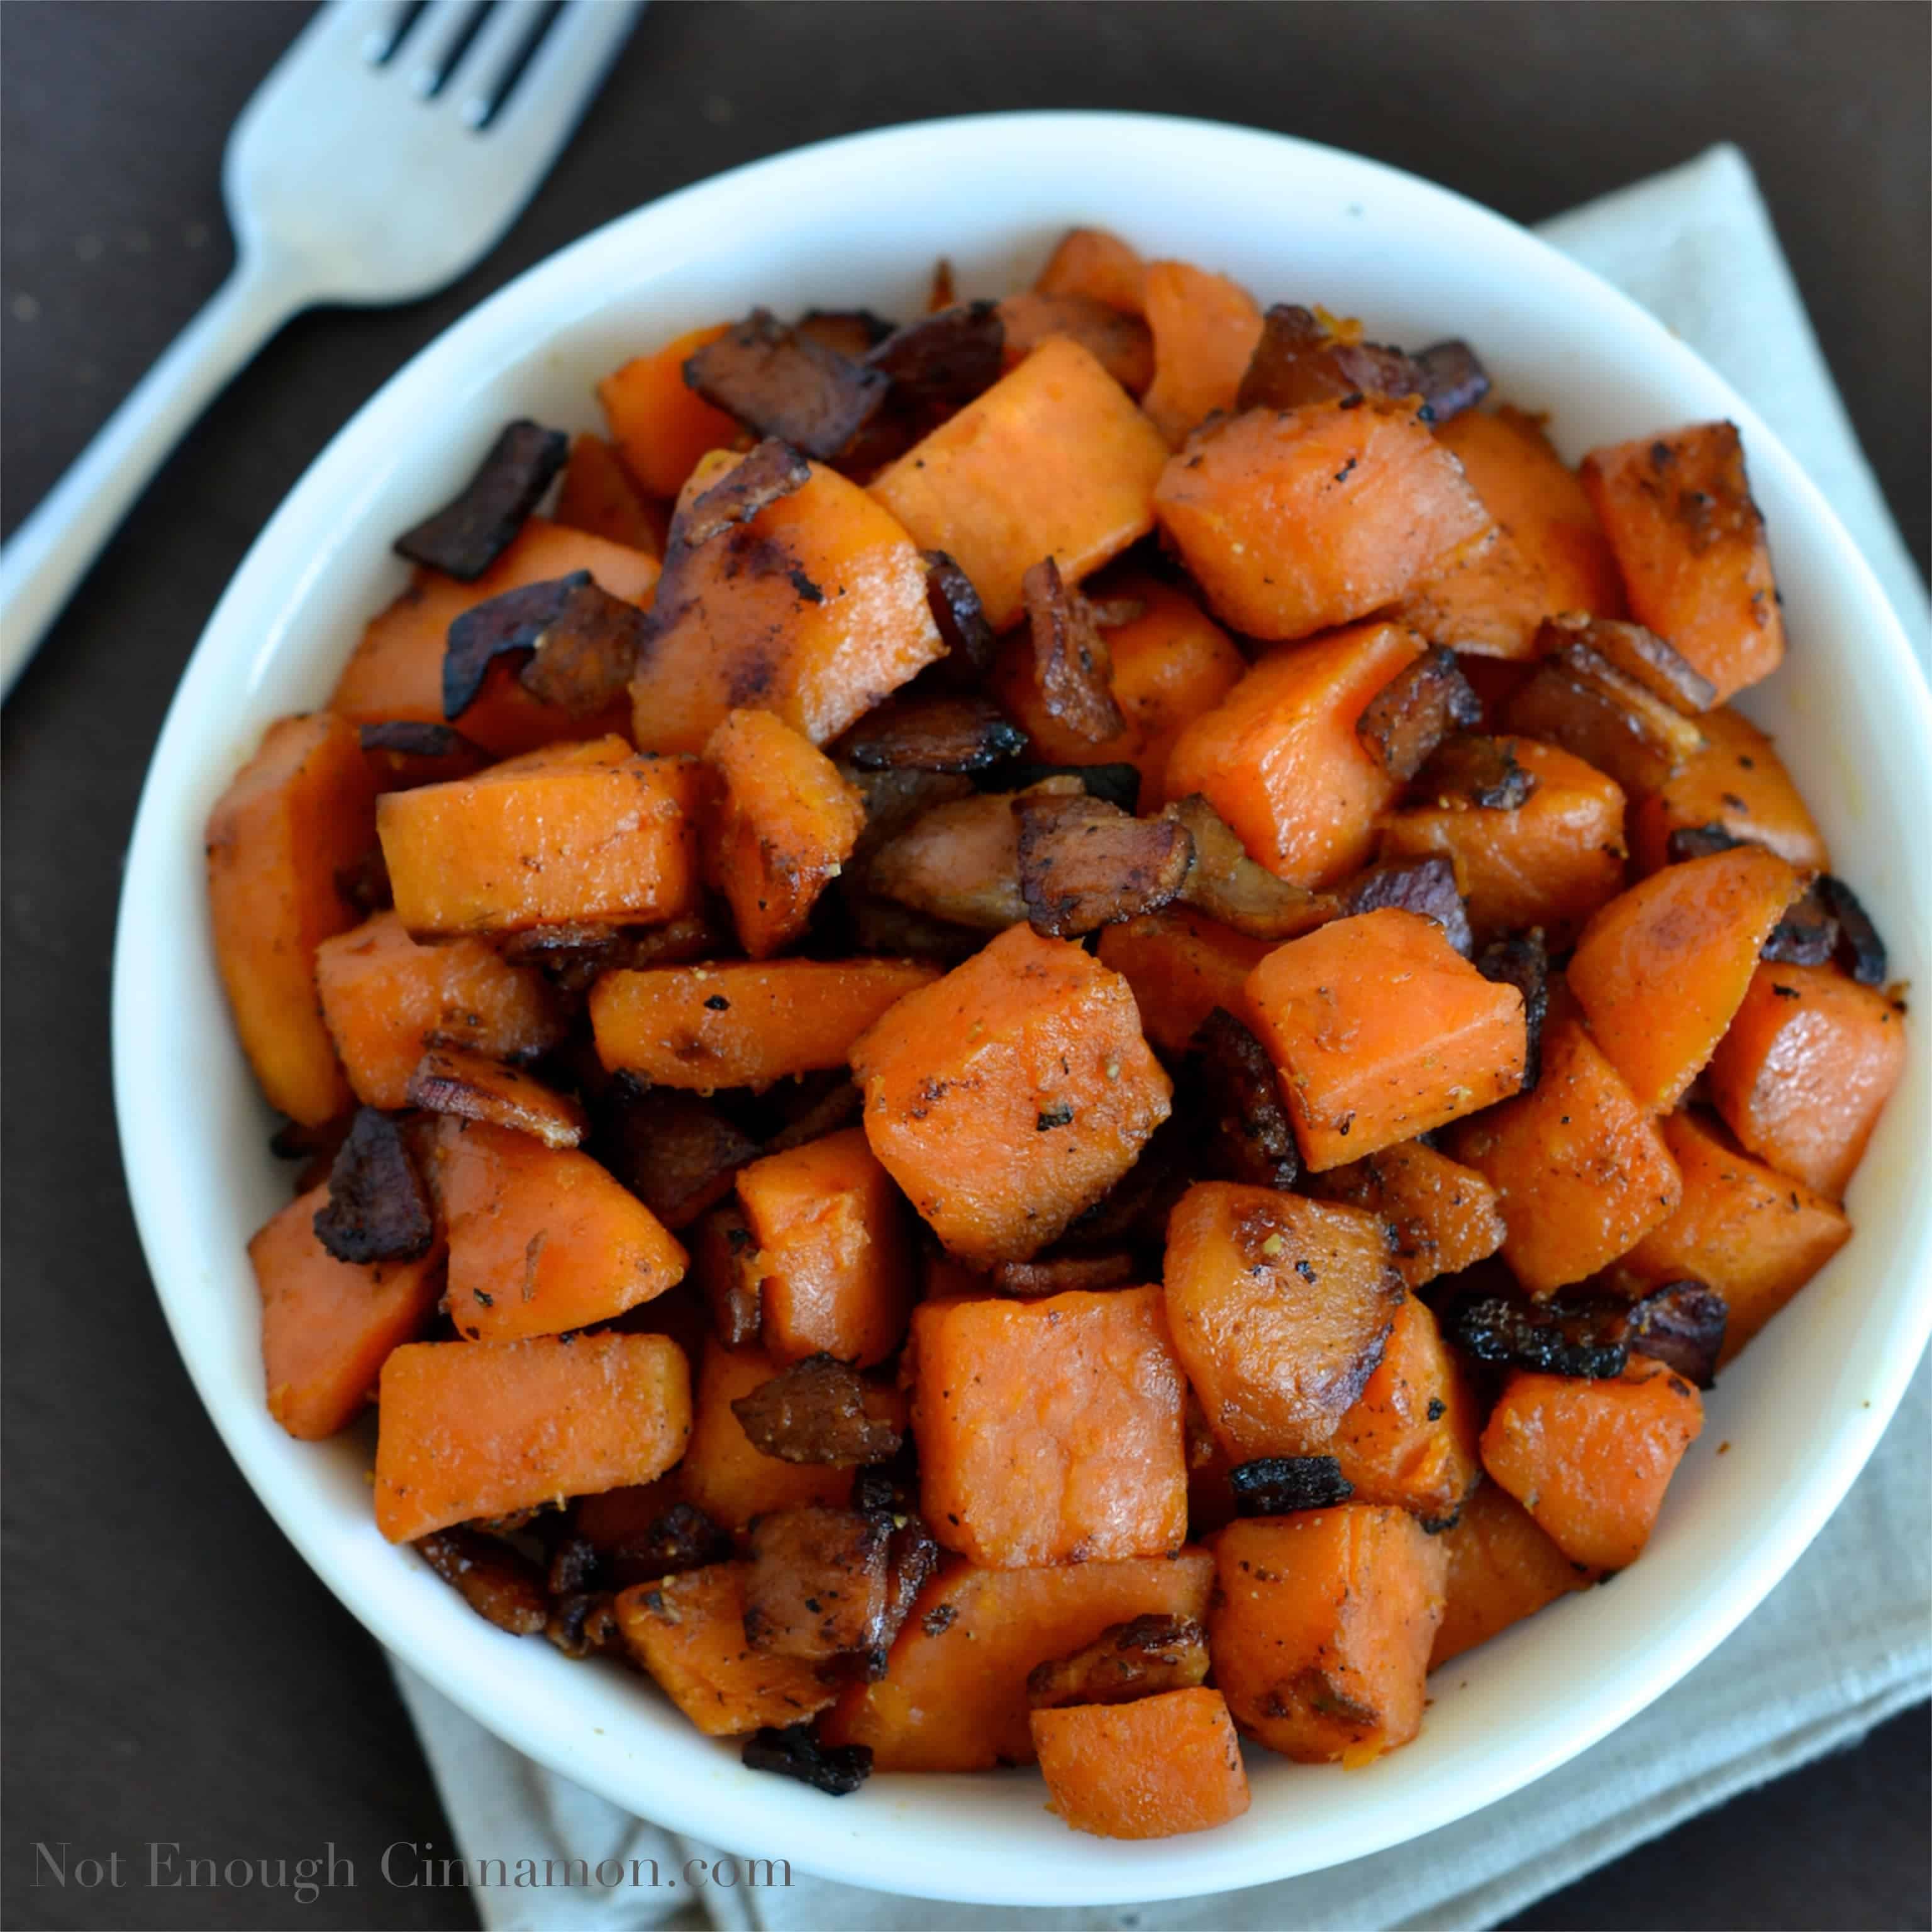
[406,0,494,97]
[487,0,639,138]
[452,0,557,127]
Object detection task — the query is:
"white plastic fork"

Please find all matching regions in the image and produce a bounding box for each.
[0,0,640,696]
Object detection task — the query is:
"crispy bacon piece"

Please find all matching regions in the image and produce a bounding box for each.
[1541,613,1716,715]
[357,721,491,788]
[744,1506,893,1660]
[1338,855,1474,957]
[592,1076,758,1230]
[1475,930,1550,1090]
[1442,1287,1631,1379]
[1814,874,1888,986]
[835,693,1027,774]
[415,1526,549,1635]
[496,914,723,996]
[741,1723,872,1795]
[678,436,813,546]
[997,291,1155,395]
[1761,878,1840,967]
[1015,791,1194,936]
[609,1501,733,1591]
[991,1251,1141,1297]
[1026,1614,1211,1710]
[1021,557,1126,743]
[920,549,999,689]
[1226,1455,1354,1517]
[1062,1118,1192,1249]
[1236,304,1424,414]
[405,1044,588,1150]
[514,580,648,715]
[684,309,890,460]
[869,779,1084,930]
[1667,823,1743,864]
[1413,734,1538,811]
[730,1354,906,1467]
[311,1107,435,1265]
[1624,1280,1727,1391]
[1356,645,1484,782]
[441,570,587,718]
[794,309,896,359]
[1163,793,1338,940]
[1185,1006,1299,1190]
[545,1592,623,1658]
[394,419,569,580]
[863,302,1006,447]
[1411,340,1492,422]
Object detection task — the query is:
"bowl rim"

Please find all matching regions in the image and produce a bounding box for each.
[111,109,1932,1904]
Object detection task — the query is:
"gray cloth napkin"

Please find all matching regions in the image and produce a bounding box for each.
[392,145,1932,1931]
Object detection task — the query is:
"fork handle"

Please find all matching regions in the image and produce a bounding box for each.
[0,253,309,699]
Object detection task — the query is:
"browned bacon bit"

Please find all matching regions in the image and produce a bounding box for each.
[1814,874,1888,986]
[1538,613,1716,716]
[1339,856,1474,957]
[1227,1456,1355,1517]
[677,437,813,547]
[547,1533,601,1596]
[744,1506,892,1660]
[992,1250,1140,1297]
[610,1501,733,1590]
[1475,930,1550,1091]
[1027,1615,1211,1710]
[919,549,998,688]
[1411,340,1491,422]
[927,258,957,313]
[1022,556,1126,743]
[794,308,897,359]
[1235,304,1424,414]
[689,1200,763,1348]
[835,692,1027,774]
[1355,645,1485,782]
[336,844,393,918]
[863,301,1006,444]
[406,1043,588,1150]
[867,778,1082,931]
[741,1723,872,1796]
[1501,632,1706,796]
[1761,878,1840,967]
[499,913,723,995]
[271,1113,356,1195]
[1163,792,1338,940]
[394,419,569,580]
[1667,822,1743,864]
[731,1354,906,1467]
[996,291,1156,396]
[1016,791,1194,937]
[1414,734,1538,811]
[415,1526,549,1635]
[684,308,890,461]
[1063,1119,1192,1249]
[515,579,649,715]
[545,1592,623,1658]
[759,1074,866,1156]
[312,1107,435,1265]
[357,720,491,787]
[1443,1287,1631,1379]
[1625,1280,1727,1390]
[978,760,1143,815]
[442,570,588,719]
[592,1076,758,1230]
[1185,1006,1300,1191]
[865,1515,941,1682]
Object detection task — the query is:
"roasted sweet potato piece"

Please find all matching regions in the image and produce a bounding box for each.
[1163,1183,1402,1460]
[1158,794,1338,939]
[684,309,889,460]
[1308,1140,1506,1291]
[1430,1479,1597,1667]
[1026,1613,1211,1709]
[1355,645,1484,781]
[743,1506,892,1661]
[1140,260,1265,446]
[590,1079,758,1232]
[1226,1457,1353,1516]
[415,1526,550,1636]
[406,1045,586,1150]
[312,1108,435,1264]
[1580,422,1784,703]
[1336,855,1474,957]
[598,323,740,499]
[1500,635,1707,800]
[1154,398,1491,641]
[869,336,1170,631]
[553,431,665,557]
[358,720,491,792]
[1235,304,1425,415]
[729,1353,904,1467]
[1480,1357,1703,1571]
[1628,705,1828,875]
[821,1550,1214,1771]
[394,419,569,580]
[374,1332,691,1543]
[616,1562,835,1735]
[1209,1509,1446,1765]
[1475,931,1551,1089]
[250,1183,443,1440]
[1335,1292,1482,1522]
[850,924,1174,1264]
[1094,910,1274,1058]
[1032,1689,1250,1841]
[1035,226,1146,313]
[1183,1006,1299,1190]
[997,291,1155,395]
[1016,789,1194,937]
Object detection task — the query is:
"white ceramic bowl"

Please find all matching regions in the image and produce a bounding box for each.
[113,113,1931,1904]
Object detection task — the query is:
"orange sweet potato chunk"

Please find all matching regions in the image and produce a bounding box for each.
[206,713,379,1124]
[1480,1357,1703,1572]
[1209,1509,1446,1765]
[1706,962,1906,1201]
[1580,423,1785,704]
[615,1562,833,1736]
[632,450,946,753]
[1163,1182,1402,1462]
[736,1128,914,1368]
[1244,908,1526,1170]
[374,1332,691,1542]
[1032,1688,1250,1840]
[553,431,667,557]
[911,1286,1188,1568]
[679,1339,855,1529]
[1443,1012,1682,1297]
[850,924,1173,1264]
[821,1550,1214,1770]
[1567,845,1799,1113]
[250,1184,442,1440]
[438,1118,686,1342]
[597,323,740,499]
[1377,735,1628,949]
[1036,227,1147,313]
[1628,706,1829,875]
[1307,1140,1506,1291]
[1095,910,1275,1058]
[591,957,938,1092]
[869,336,1171,631]
[1430,1478,1597,1667]
[1140,260,1265,447]
[1165,620,1425,887]
[315,911,564,1110]
[702,708,865,958]
[1154,397,1491,641]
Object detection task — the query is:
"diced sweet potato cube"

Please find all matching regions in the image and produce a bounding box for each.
[314,911,564,1111]
[1209,1509,1446,1764]
[632,450,945,754]
[1032,1688,1250,1840]
[1430,1478,1598,1667]
[1140,260,1265,447]
[1628,705,1829,875]
[553,431,666,556]
[735,1127,913,1368]
[1163,1182,1402,1461]
[1377,735,1629,950]
[591,957,938,1092]
[1035,227,1146,313]
[910,1285,1188,1568]
[679,1340,855,1530]
[250,1183,442,1440]
[1153,398,1491,641]
[206,714,379,1124]
[1095,910,1275,1058]
[869,336,1171,631]
[850,924,1173,1264]
[597,323,740,499]
[821,1550,1214,1770]
[1567,845,1800,1112]
[1580,423,1784,704]
[1480,1357,1703,1571]
[1706,962,1906,1202]
[1244,908,1526,1169]
[615,1562,833,1736]
[374,1332,691,1541]
[1307,1140,1506,1291]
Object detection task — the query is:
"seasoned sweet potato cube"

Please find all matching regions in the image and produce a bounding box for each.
[1163,1182,1402,1461]
[1243,908,1526,1169]
[615,1562,834,1736]
[1032,1688,1250,1840]
[1153,397,1491,641]
[1209,1509,1446,1765]
[1480,1357,1703,1571]
[1307,1140,1506,1291]
[1140,260,1265,447]
[314,911,564,1111]
[553,431,665,556]
[735,1128,913,1368]
[1095,911,1275,1059]
[1165,620,1425,888]
[821,1550,1214,1770]
[374,1333,691,1542]
[250,1183,442,1440]
[680,1340,855,1530]
[1430,1478,1598,1667]
[743,1506,892,1662]
[206,713,379,1124]
[868,336,1170,631]
[850,924,1173,1264]
[1580,423,1784,703]
[1628,705,1829,875]
[911,1286,1187,1568]
[1035,226,1146,313]
[1443,1013,1681,1297]
[1567,845,1799,1113]
[1706,962,1906,1202]
[597,323,740,499]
